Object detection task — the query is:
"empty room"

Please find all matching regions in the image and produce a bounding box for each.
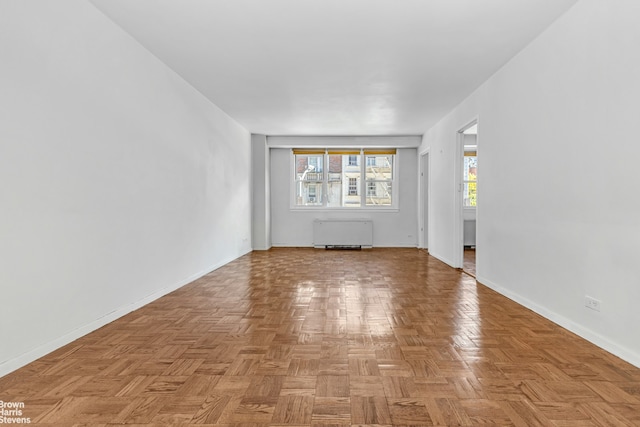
[1,0,639,425]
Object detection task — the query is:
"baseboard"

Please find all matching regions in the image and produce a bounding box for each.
[0,249,252,378]
[476,274,640,369]
[271,243,418,249]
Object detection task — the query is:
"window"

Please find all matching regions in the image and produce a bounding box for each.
[308,185,317,202]
[367,181,376,197]
[348,177,358,195]
[308,156,320,171]
[295,152,324,206]
[292,149,396,208]
[365,152,393,206]
[463,150,477,207]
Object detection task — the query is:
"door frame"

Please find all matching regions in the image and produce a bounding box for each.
[455,119,478,268]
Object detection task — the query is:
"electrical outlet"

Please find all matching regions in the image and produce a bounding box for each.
[584,295,601,312]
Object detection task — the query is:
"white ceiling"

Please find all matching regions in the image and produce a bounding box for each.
[89,0,578,136]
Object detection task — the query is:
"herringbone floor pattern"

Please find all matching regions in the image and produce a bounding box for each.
[1,248,639,426]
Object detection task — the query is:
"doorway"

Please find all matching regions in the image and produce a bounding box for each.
[456,121,477,276]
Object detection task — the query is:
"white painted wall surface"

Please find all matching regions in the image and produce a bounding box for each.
[0,0,251,376]
[251,134,271,250]
[419,0,640,366]
[270,147,418,247]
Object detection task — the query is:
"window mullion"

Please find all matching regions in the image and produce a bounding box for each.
[323,151,328,207]
[360,150,366,207]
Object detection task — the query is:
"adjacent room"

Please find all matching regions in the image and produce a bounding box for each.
[1,0,639,424]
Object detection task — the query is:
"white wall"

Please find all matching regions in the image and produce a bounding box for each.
[420,0,640,366]
[270,140,419,247]
[252,134,271,250]
[0,0,252,376]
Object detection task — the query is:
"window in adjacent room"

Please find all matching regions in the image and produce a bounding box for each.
[463,149,477,207]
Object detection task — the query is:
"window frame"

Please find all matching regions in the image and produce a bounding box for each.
[290,149,399,211]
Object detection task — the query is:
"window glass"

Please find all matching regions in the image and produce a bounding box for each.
[326,154,342,207]
[295,154,323,206]
[365,154,393,206]
[293,150,395,208]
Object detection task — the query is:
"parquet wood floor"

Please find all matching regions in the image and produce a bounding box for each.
[2,248,640,426]
[463,249,476,278]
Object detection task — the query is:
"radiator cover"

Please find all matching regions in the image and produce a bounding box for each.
[313,219,373,248]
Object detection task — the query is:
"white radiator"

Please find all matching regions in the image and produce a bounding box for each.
[313,219,373,248]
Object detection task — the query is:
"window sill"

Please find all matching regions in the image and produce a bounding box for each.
[290,206,400,213]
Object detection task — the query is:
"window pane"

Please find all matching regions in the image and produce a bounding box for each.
[365,155,393,206]
[295,155,323,177]
[295,154,323,206]
[296,181,323,205]
[342,154,361,207]
[323,154,341,207]
[327,180,342,207]
[366,181,392,206]
[366,155,393,180]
